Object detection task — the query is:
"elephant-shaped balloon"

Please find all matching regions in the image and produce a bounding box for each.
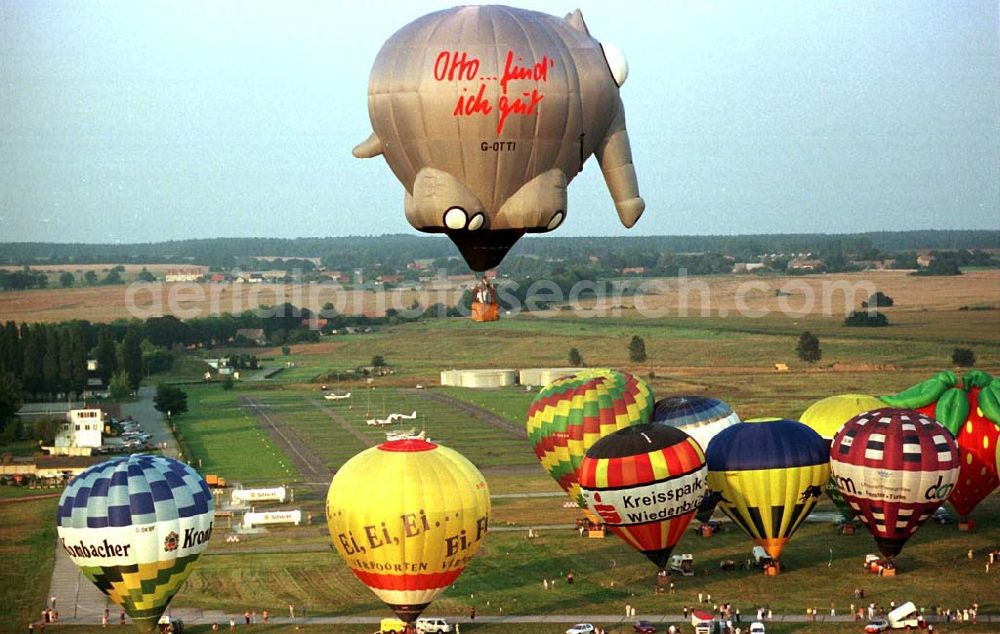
[354,5,645,270]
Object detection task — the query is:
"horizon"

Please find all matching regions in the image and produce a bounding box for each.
[3,227,1000,248]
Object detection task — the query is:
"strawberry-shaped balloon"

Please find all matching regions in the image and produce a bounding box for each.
[883,370,1000,519]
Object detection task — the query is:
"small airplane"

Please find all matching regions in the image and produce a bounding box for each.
[324,392,351,400]
[385,411,417,423]
[386,428,430,442]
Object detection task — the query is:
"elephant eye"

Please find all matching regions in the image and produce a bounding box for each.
[600,41,628,87]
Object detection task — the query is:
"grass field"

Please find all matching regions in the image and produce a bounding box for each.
[175,385,298,485]
[0,497,57,627]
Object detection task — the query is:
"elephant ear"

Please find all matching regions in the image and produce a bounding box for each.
[882,372,957,408]
[564,9,590,34]
[934,388,969,437]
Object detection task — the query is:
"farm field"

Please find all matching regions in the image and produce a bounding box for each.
[0,268,996,325]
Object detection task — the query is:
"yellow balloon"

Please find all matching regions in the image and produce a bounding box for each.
[799,394,885,440]
[326,439,490,623]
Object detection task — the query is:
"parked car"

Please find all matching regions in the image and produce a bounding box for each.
[749,623,765,634]
[932,506,954,524]
[415,617,451,633]
[633,620,656,633]
[566,625,596,634]
[863,619,889,633]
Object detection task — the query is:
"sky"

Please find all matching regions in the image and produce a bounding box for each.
[1,0,997,243]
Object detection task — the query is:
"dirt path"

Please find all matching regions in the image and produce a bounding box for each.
[417,390,527,440]
[238,396,333,487]
[305,399,375,448]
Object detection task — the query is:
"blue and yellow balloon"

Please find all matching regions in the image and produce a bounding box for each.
[706,419,829,561]
[57,455,214,631]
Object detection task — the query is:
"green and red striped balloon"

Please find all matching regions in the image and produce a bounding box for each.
[526,369,654,513]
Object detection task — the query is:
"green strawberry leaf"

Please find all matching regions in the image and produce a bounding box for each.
[963,369,993,389]
[882,375,955,408]
[978,380,1000,425]
[934,387,969,436]
[934,370,958,386]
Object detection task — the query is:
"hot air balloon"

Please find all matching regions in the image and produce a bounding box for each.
[326,438,490,625]
[651,396,739,523]
[883,371,1000,519]
[652,395,740,451]
[799,394,886,519]
[526,369,654,514]
[354,5,644,271]
[706,419,830,563]
[579,424,706,568]
[56,454,214,632]
[829,408,960,559]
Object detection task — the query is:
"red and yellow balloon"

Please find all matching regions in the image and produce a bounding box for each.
[326,439,490,624]
[579,424,706,568]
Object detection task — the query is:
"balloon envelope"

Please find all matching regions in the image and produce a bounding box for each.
[355,5,645,270]
[706,419,830,560]
[652,395,740,452]
[799,394,885,518]
[526,369,654,512]
[580,424,706,568]
[951,389,1000,517]
[326,439,490,623]
[56,454,214,631]
[829,408,960,558]
[800,394,885,440]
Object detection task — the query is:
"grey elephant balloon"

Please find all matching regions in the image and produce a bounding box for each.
[354,5,645,270]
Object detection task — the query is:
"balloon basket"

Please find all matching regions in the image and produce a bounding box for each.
[958,519,975,532]
[700,524,714,538]
[764,562,780,576]
[471,302,499,322]
[841,524,855,535]
[881,567,896,577]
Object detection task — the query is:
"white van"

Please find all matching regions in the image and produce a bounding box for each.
[415,617,451,633]
[887,602,924,629]
[669,553,694,576]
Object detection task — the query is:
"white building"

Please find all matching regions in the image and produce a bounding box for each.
[49,409,103,456]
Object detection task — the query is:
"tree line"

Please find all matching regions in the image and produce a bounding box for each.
[2,230,998,270]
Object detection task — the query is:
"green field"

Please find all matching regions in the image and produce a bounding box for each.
[175,385,298,484]
[2,299,999,632]
[0,498,57,627]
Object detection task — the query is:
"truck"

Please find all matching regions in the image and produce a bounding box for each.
[205,474,227,488]
[669,553,694,576]
[887,602,925,629]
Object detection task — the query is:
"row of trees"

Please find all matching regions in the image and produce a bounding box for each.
[0,321,146,394]
[4,232,998,273]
